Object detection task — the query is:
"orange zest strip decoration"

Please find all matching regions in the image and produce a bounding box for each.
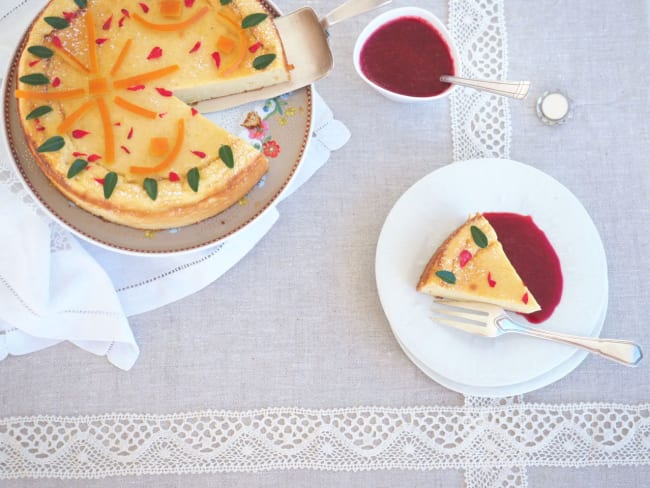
[216,13,247,76]
[15,88,86,100]
[56,100,94,134]
[132,6,209,32]
[113,96,158,119]
[86,10,99,74]
[130,119,185,175]
[48,43,91,74]
[96,98,115,163]
[112,65,180,90]
[110,39,133,77]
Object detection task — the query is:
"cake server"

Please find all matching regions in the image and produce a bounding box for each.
[195,0,391,113]
[431,300,644,366]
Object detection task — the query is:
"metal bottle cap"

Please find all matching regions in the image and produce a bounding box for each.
[536,90,572,126]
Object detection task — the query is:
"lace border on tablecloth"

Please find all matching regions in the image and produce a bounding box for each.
[1,403,649,479]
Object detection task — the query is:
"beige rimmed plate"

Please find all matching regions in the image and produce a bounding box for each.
[1,1,312,256]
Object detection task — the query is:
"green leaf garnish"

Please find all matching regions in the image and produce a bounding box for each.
[26,105,52,120]
[103,172,118,199]
[252,53,276,70]
[470,225,488,248]
[219,145,234,168]
[242,13,268,28]
[435,270,456,284]
[143,178,158,201]
[44,16,70,29]
[27,45,54,58]
[74,0,88,8]
[67,159,88,178]
[220,0,232,4]
[37,136,64,153]
[19,73,50,85]
[187,167,200,192]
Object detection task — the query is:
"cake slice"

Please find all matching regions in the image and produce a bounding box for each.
[417,214,541,314]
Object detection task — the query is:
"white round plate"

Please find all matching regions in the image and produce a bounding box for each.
[375,158,608,395]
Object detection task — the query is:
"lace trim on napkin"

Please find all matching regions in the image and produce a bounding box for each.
[1,403,649,479]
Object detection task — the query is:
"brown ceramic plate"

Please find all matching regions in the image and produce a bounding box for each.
[1,1,312,255]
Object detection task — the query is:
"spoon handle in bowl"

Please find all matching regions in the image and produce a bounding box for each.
[440,75,530,100]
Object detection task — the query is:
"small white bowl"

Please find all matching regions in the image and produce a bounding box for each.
[353,7,460,103]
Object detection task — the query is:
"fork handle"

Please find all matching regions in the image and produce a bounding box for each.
[500,319,643,366]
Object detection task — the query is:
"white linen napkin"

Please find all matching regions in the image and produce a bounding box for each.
[0,0,351,369]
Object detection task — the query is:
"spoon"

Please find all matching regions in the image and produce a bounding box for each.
[440,75,530,100]
[196,0,392,113]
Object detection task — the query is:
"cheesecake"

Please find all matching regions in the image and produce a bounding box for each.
[15,0,291,229]
[417,214,541,314]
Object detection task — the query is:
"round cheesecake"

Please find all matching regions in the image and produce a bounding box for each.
[15,0,291,229]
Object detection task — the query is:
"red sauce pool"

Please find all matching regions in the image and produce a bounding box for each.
[359,16,455,97]
[484,212,563,324]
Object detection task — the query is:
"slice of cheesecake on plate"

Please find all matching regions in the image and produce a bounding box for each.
[417,213,541,314]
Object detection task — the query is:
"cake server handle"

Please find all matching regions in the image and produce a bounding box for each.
[321,0,392,31]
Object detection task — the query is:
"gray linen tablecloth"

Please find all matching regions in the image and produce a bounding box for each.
[2,0,649,486]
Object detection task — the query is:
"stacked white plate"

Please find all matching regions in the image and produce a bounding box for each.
[375,159,608,397]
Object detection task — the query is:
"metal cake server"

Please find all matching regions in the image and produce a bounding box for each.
[195,0,391,113]
[431,300,643,367]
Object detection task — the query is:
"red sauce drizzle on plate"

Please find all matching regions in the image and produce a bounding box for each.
[484,212,563,324]
[359,16,455,97]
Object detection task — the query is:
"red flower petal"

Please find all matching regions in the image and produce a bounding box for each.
[185,0,195,7]
[459,250,472,268]
[139,2,150,13]
[168,171,180,182]
[191,150,206,158]
[29,60,41,67]
[36,126,45,132]
[51,36,62,48]
[102,15,113,30]
[191,107,198,116]
[72,129,90,139]
[487,272,497,288]
[114,122,121,126]
[158,112,167,118]
[73,151,87,157]
[63,11,77,22]
[189,41,201,53]
[211,51,221,69]
[94,178,105,185]
[155,87,173,97]
[127,127,134,139]
[127,84,145,91]
[52,77,61,87]
[120,145,131,154]
[88,154,102,162]
[522,292,529,304]
[147,46,163,60]
[118,15,126,28]
[249,42,263,53]
[95,38,109,45]
[121,8,130,18]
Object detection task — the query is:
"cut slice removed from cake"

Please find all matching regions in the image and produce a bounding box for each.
[417,214,541,314]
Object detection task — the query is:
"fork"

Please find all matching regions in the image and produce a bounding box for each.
[431,300,643,366]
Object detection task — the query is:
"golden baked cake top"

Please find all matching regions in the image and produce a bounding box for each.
[14,0,290,228]
[417,214,541,314]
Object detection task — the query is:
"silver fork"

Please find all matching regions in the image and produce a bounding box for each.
[431,300,643,367]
